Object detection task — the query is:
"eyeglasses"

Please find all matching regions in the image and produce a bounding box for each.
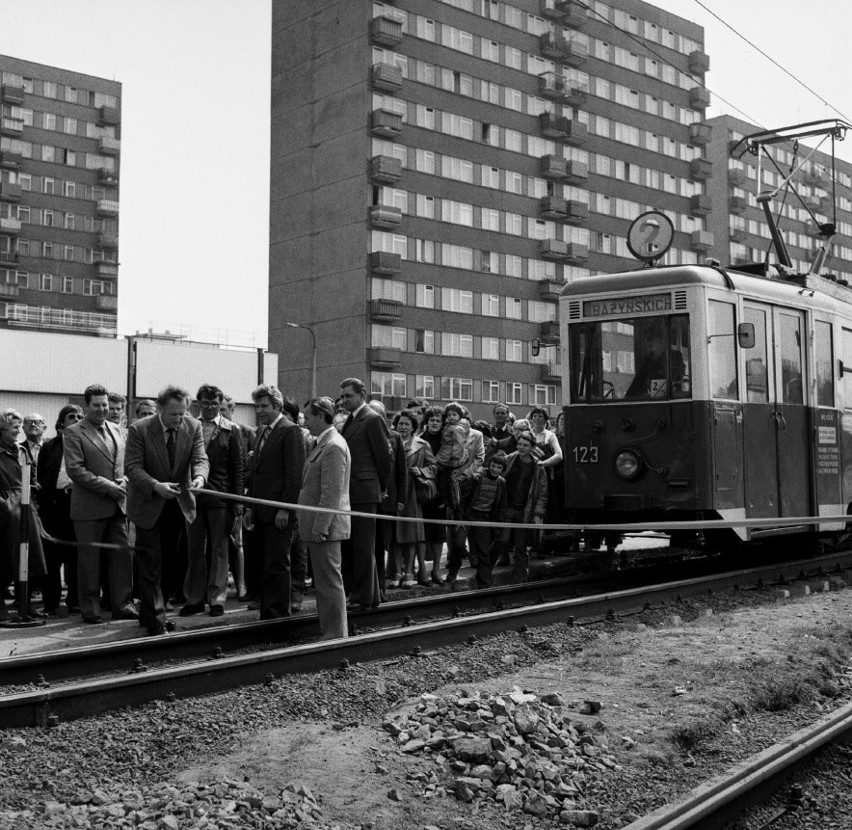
[66,413,84,421]
[24,420,45,426]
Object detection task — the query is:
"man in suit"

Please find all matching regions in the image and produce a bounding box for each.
[64,385,136,623]
[125,385,209,636]
[37,404,83,615]
[243,384,305,619]
[181,384,244,618]
[339,377,391,609]
[298,396,350,639]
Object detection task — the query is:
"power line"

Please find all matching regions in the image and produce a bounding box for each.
[692,0,851,123]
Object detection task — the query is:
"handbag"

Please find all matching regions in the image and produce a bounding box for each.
[413,471,437,504]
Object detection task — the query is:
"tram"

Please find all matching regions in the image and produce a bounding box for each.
[559,120,852,549]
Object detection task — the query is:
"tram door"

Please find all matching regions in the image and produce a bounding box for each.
[742,303,810,517]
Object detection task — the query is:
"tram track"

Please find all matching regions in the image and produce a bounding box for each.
[2,551,850,729]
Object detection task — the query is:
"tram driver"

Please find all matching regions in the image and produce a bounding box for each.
[626,322,686,399]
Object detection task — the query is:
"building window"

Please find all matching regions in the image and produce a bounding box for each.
[371,372,407,398]
[481,208,500,232]
[43,113,56,130]
[481,337,500,360]
[415,148,435,174]
[63,181,76,198]
[415,194,435,219]
[64,245,74,261]
[507,382,523,405]
[482,294,499,317]
[505,255,522,278]
[42,146,55,162]
[62,276,73,293]
[371,277,406,303]
[441,287,473,313]
[40,274,53,291]
[415,375,434,398]
[416,284,434,308]
[415,329,435,354]
[371,324,406,350]
[414,239,434,263]
[441,377,473,401]
[42,177,55,195]
[441,332,473,357]
[506,298,523,320]
[506,339,524,362]
[482,380,501,403]
[532,385,557,405]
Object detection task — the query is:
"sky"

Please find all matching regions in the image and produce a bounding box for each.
[0,0,849,349]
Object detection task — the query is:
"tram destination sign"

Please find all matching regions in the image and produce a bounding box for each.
[583,294,671,318]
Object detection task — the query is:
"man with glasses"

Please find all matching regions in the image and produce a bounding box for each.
[181,385,243,618]
[19,413,46,471]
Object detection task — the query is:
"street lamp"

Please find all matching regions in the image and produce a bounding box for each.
[285,322,317,398]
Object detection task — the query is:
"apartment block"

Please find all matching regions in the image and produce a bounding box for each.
[704,113,852,282]
[0,54,120,336]
[270,0,712,418]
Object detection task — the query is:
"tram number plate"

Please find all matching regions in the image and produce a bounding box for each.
[573,445,599,463]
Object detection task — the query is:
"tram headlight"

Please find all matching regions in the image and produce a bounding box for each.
[614,449,644,481]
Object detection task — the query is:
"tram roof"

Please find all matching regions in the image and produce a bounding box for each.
[562,264,852,311]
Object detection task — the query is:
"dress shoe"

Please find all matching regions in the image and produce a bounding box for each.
[209,605,224,618]
[430,573,445,586]
[179,603,205,617]
[165,620,176,632]
[112,607,138,621]
[146,625,166,636]
[83,615,104,624]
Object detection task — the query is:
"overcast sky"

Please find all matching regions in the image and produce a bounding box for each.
[1,0,848,348]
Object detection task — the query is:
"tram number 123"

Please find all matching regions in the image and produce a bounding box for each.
[572,445,599,463]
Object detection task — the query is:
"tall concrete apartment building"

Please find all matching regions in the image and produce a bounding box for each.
[704,114,852,283]
[270,0,712,417]
[0,55,120,336]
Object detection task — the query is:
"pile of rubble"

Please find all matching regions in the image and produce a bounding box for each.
[383,688,618,826]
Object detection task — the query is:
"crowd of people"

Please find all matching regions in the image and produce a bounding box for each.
[0,380,566,639]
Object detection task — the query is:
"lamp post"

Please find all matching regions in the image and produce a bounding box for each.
[285,322,317,398]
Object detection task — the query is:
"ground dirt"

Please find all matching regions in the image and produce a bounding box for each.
[175,578,852,829]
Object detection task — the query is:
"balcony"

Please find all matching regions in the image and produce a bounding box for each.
[369,251,402,274]
[368,346,402,369]
[729,195,747,214]
[565,242,589,263]
[0,150,22,168]
[540,196,567,220]
[689,50,710,75]
[96,294,118,311]
[730,228,748,244]
[0,283,20,298]
[371,15,403,47]
[0,249,18,266]
[540,155,568,180]
[539,72,565,100]
[99,233,119,249]
[689,122,712,146]
[540,239,569,261]
[370,205,402,228]
[371,62,403,93]
[98,105,120,126]
[96,199,120,216]
[802,193,823,210]
[98,137,121,155]
[540,320,560,343]
[0,217,22,234]
[564,83,589,107]
[370,154,402,183]
[369,298,403,322]
[539,279,565,300]
[690,194,712,216]
[370,108,403,138]
[728,168,748,187]
[98,169,119,186]
[564,119,588,145]
[540,362,562,383]
[539,112,569,139]
[689,86,711,109]
[1,84,24,104]
[541,0,565,19]
[540,33,568,60]
[564,200,589,224]
[0,182,21,201]
[556,0,587,27]
[0,117,24,136]
[95,261,119,277]
[804,168,828,188]
[690,230,714,252]
[690,158,712,181]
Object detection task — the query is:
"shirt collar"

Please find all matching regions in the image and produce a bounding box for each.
[202,414,221,427]
[351,402,366,418]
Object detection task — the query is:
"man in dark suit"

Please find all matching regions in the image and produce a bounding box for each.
[243,384,306,619]
[298,396,350,639]
[181,384,244,618]
[37,404,83,615]
[125,385,209,636]
[64,385,136,623]
[339,377,391,609]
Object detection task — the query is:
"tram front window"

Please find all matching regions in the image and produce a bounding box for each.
[571,315,691,402]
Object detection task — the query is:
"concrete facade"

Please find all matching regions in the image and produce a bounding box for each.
[270,0,713,419]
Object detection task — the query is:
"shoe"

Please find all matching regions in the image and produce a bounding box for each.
[147,625,166,636]
[431,573,445,586]
[165,620,176,632]
[112,606,138,621]
[447,571,458,584]
[401,574,416,589]
[247,601,260,611]
[237,591,250,602]
[417,579,432,587]
[179,603,205,617]
[209,605,224,618]
[346,602,369,611]
[83,615,104,624]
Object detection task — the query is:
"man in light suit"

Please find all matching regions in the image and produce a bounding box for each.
[243,385,306,619]
[339,377,391,609]
[125,385,209,636]
[298,396,350,639]
[64,385,136,623]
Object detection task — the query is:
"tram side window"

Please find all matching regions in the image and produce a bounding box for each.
[778,312,804,405]
[815,321,834,407]
[842,329,852,407]
[744,307,769,403]
[708,300,737,399]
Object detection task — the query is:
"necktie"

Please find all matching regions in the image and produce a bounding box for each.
[342,413,354,434]
[97,426,114,458]
[256,426,268,455]
[166,427,176,468]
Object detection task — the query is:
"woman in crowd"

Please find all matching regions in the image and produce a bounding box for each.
[390,409,436,588]
[527,407,563,549]
[419,405,445,584]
